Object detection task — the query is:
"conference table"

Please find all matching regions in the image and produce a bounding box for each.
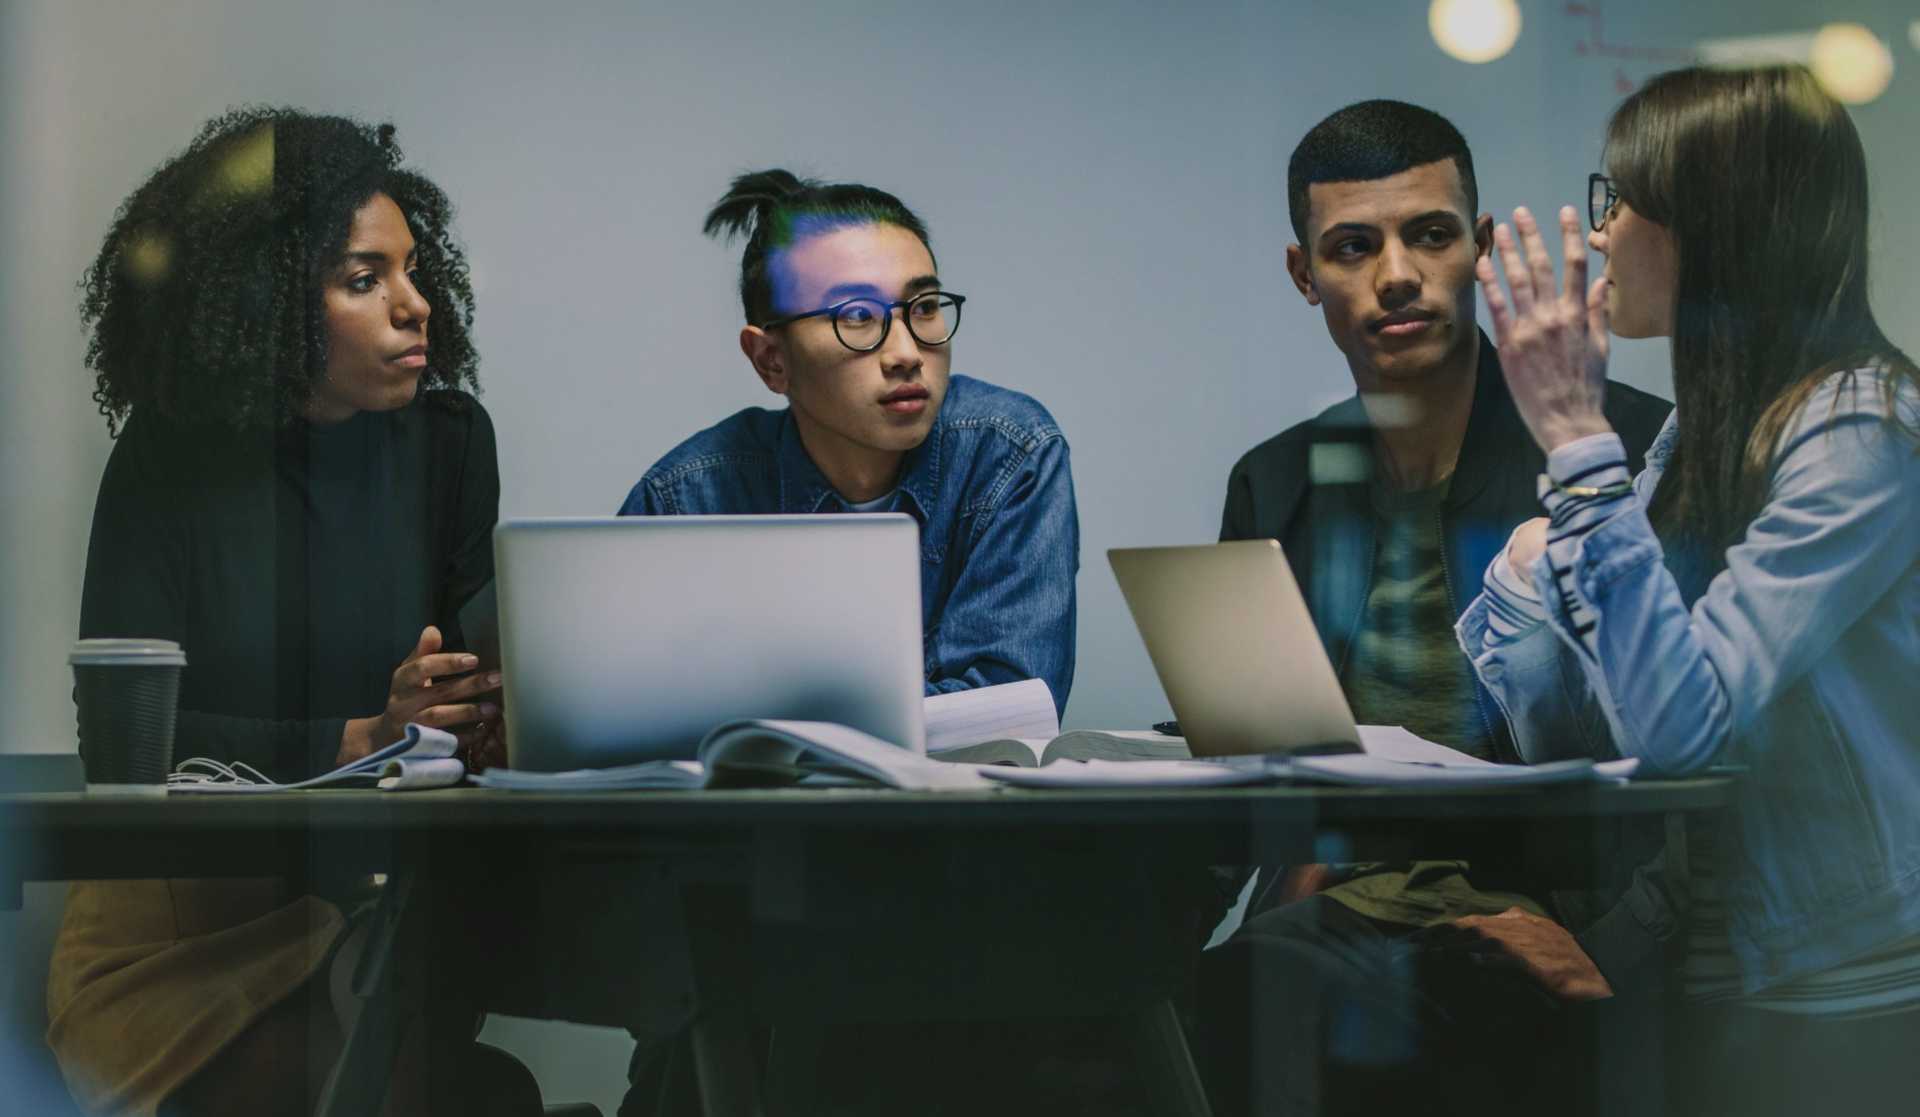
[0,777,1731,1117]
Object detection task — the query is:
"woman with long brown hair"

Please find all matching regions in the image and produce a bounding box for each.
[1459,64,1920,1114]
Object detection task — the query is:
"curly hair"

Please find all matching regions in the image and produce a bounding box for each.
[81,107,479,432]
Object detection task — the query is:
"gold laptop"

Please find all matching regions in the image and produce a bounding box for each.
[1108,540,1362,758]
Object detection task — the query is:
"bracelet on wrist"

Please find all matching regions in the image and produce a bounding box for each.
[1538,473,1633,500]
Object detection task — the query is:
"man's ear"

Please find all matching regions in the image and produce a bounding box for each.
[1474,213,1495,261]
[740,326,789,395]
[1285,244,1319,306]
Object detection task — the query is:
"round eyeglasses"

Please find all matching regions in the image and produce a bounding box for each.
[759,291,966,352]
[1588,173,1619,232]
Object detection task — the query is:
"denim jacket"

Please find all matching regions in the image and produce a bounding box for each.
[619,374,1078,714]
[1459,370,1920,992]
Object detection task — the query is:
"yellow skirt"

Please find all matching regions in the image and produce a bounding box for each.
[45,879,346,1117]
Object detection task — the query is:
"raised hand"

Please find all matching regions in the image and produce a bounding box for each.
[336,625,502,766]
[1476,205,1615,453]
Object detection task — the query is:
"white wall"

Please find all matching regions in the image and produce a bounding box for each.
[5,0,1919,746]
[3,0,1917,1106]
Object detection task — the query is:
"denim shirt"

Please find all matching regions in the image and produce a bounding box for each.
[1458,370,1920,992]
[619,374,1078,714]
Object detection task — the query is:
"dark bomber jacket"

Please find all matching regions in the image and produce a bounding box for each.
[1219,334,1684,990]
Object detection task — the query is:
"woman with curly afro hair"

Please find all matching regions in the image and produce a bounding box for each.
[46,108,540,1117]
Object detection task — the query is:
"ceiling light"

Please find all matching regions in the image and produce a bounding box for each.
[1810,23,1893,104]
[1429,0,1522,64]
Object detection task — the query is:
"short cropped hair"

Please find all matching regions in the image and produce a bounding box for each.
[1286,100,1478,244]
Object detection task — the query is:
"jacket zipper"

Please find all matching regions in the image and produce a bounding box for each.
[1434,507,1574,925]
[1435,506,1506,762]
[1333,532,1377,679]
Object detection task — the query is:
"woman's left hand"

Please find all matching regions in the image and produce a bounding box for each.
[465,717,508,772]
[1505,517,1549,593]
[1477,205,1616,453]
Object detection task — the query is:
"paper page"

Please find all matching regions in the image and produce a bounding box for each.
[171,724,462,792]
[377,757,468,791]
[975,758,1274,788]
[1040,731,1191,765]
[1010,739,1051,764]
[704,719,996,790]
[1354,725,1497,767]
[1595,758,1639,781]
[472,760,706,791]
[1286,754,1628,785]
[923,679,1060,753]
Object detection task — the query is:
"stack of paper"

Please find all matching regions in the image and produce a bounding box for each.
[472,760,705,791]
[973,727,1638,789]
[168,724,467,793]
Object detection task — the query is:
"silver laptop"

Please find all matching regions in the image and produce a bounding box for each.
[495,515,925,771]
[1108,540,1361,757]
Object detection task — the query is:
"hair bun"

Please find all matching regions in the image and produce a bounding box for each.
[702,168,817,242]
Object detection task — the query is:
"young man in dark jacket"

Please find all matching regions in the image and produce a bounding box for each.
[1198,100,1680,1115]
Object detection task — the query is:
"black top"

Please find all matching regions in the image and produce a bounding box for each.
[1220,333,1673,760]
[79,391,499,782]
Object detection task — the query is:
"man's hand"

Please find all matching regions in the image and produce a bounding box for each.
[337,626,502,767]
[1418,907,1614,1001]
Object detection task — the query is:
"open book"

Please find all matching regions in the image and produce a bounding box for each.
[476,679,1117,792]
[168,724,468,792]
[922,679,1191,767]
[930,730,1191,767]
[473,718,993,793]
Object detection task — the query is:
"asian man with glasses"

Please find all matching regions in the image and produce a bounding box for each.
[617,169,1079,716]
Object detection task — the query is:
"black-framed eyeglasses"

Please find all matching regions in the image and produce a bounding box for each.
[759,291,966,352]
[1588,173,1619,232]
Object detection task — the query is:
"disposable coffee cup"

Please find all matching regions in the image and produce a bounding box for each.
[70,638,186,795]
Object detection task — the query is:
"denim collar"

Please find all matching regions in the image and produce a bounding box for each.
[774,410,938,525]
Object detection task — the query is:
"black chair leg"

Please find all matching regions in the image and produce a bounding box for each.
[316,871,420,1117]
[762,1025,822,1117]
[1128,999,1215,1117]
[689,1021,764,1117]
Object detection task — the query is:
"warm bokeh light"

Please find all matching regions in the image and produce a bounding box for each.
[1810,23,1893,104]
[1429,0,1522,64]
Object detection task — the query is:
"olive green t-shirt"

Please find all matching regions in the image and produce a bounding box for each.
[1338,473,1492,759]
[1325,473,1546,927]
